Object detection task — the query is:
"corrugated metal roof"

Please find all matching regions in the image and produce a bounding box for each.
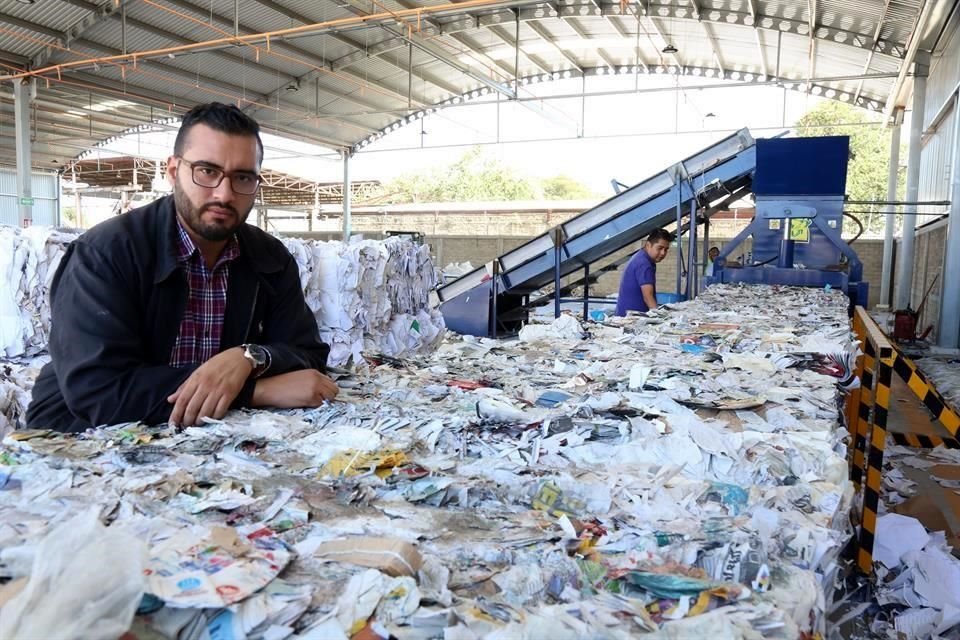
[0,0,951,165]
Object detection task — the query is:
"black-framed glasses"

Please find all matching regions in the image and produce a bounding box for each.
[177,157,262,195]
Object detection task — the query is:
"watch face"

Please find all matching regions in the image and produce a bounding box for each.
[247,344,267,366]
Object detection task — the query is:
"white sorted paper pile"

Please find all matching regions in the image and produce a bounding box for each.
[0,226,77,358]
[280,236,445,366]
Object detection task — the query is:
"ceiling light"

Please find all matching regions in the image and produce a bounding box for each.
[285,83,299,92]
[662,43,678,54]
[16,0,36,5]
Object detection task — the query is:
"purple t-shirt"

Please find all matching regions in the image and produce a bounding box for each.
[616,249,656,315]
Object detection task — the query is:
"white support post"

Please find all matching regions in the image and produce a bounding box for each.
[342,150,352,242]
[880,109,902,307]
[14,79,34,228]
[895,70,927,310]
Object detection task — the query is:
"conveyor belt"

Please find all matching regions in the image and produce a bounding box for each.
[436,129,758,336]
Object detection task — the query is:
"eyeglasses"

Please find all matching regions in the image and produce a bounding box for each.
[177,157,262,195]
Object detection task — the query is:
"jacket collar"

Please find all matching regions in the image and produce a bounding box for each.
[153,195,284,283]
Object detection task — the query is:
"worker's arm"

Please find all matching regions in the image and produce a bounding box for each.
[641,284,658,312]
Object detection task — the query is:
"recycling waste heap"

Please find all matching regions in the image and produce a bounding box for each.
[0,282,857,640]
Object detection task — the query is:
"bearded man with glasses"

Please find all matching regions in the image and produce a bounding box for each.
[28,102,338,432]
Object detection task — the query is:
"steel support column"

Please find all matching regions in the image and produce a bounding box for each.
[702,211,710,278]
[880,110,902,307]
[14,78,34,227]
[553,227,562,319]
[583,263,590,320]
[675,188,682,298]
[895,73,926,310]
[937,96,960,349]
[342,150,352,242]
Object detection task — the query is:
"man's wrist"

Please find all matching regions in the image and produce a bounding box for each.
[241,344,271,378]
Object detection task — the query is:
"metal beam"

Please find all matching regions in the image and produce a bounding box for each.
[882,0,935,121]
[745,0,768,78]
[487,25,554,76]
[335,0,517,100]
[688,0,725,74]
[853,0,893,103]
[806,0,816,92]
[526,19,584,73]
[593,3,901,57]
[53,0,430,115]
[603,13,649,72]
[248,0,460,97]
[559,3,621,70]
[636,2,684,68]
[60,71,359,151]
[155,0,408,112]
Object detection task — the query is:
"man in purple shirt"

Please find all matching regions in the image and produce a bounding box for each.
[615,228,674,316]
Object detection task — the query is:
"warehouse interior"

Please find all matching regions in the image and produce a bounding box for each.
[2,0,960,638]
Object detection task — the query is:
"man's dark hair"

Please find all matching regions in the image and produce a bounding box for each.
[174,102,264,164]
[646,228,675,244]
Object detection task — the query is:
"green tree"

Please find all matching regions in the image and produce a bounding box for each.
[794,100,905,236]
[541,175,597,200]
[383,147,539,203]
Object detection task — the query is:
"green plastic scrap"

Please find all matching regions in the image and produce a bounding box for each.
[620,571,720,599]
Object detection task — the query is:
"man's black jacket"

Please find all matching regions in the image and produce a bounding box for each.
[27,195,329,432]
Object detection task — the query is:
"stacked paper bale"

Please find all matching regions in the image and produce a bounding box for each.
[281,236,445,366]
[0,225,444,368]
[0,226,78,358]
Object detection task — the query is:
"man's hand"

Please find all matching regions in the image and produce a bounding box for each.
[167,347,253,426]
[251,369,339,408]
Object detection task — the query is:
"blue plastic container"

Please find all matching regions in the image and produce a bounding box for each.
[656,293,687,305]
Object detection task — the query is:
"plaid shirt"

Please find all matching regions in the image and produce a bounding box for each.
[168,219,240,367]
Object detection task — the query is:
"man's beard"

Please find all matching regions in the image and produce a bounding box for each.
[173,182,249,242]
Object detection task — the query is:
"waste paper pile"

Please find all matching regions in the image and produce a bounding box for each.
[830,442,960,640]
[0,225,78,358]
[0,284,860,639]
[0,223,444,371]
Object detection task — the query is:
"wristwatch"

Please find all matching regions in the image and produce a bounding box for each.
[241,343,270,378]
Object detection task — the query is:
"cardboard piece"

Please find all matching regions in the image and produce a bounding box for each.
[893,492,960,551]
[314,537,422,577]
[931,464,960,481]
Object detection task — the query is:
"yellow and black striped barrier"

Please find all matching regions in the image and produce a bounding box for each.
[847,307,894,574]
[846,306,960,574]
[891,432,960,449]
[888,344,960,442]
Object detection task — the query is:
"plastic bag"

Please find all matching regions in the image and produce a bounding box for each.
[0,508,146,640]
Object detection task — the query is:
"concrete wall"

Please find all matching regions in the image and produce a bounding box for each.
[293,230,888,308]
[895,218,948,338]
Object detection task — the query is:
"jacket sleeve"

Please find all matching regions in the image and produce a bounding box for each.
[48,242,198,426]
[259,254,330,376]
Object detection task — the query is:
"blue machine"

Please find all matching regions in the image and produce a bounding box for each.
[708,136,868,307]
[436,130,867,338]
